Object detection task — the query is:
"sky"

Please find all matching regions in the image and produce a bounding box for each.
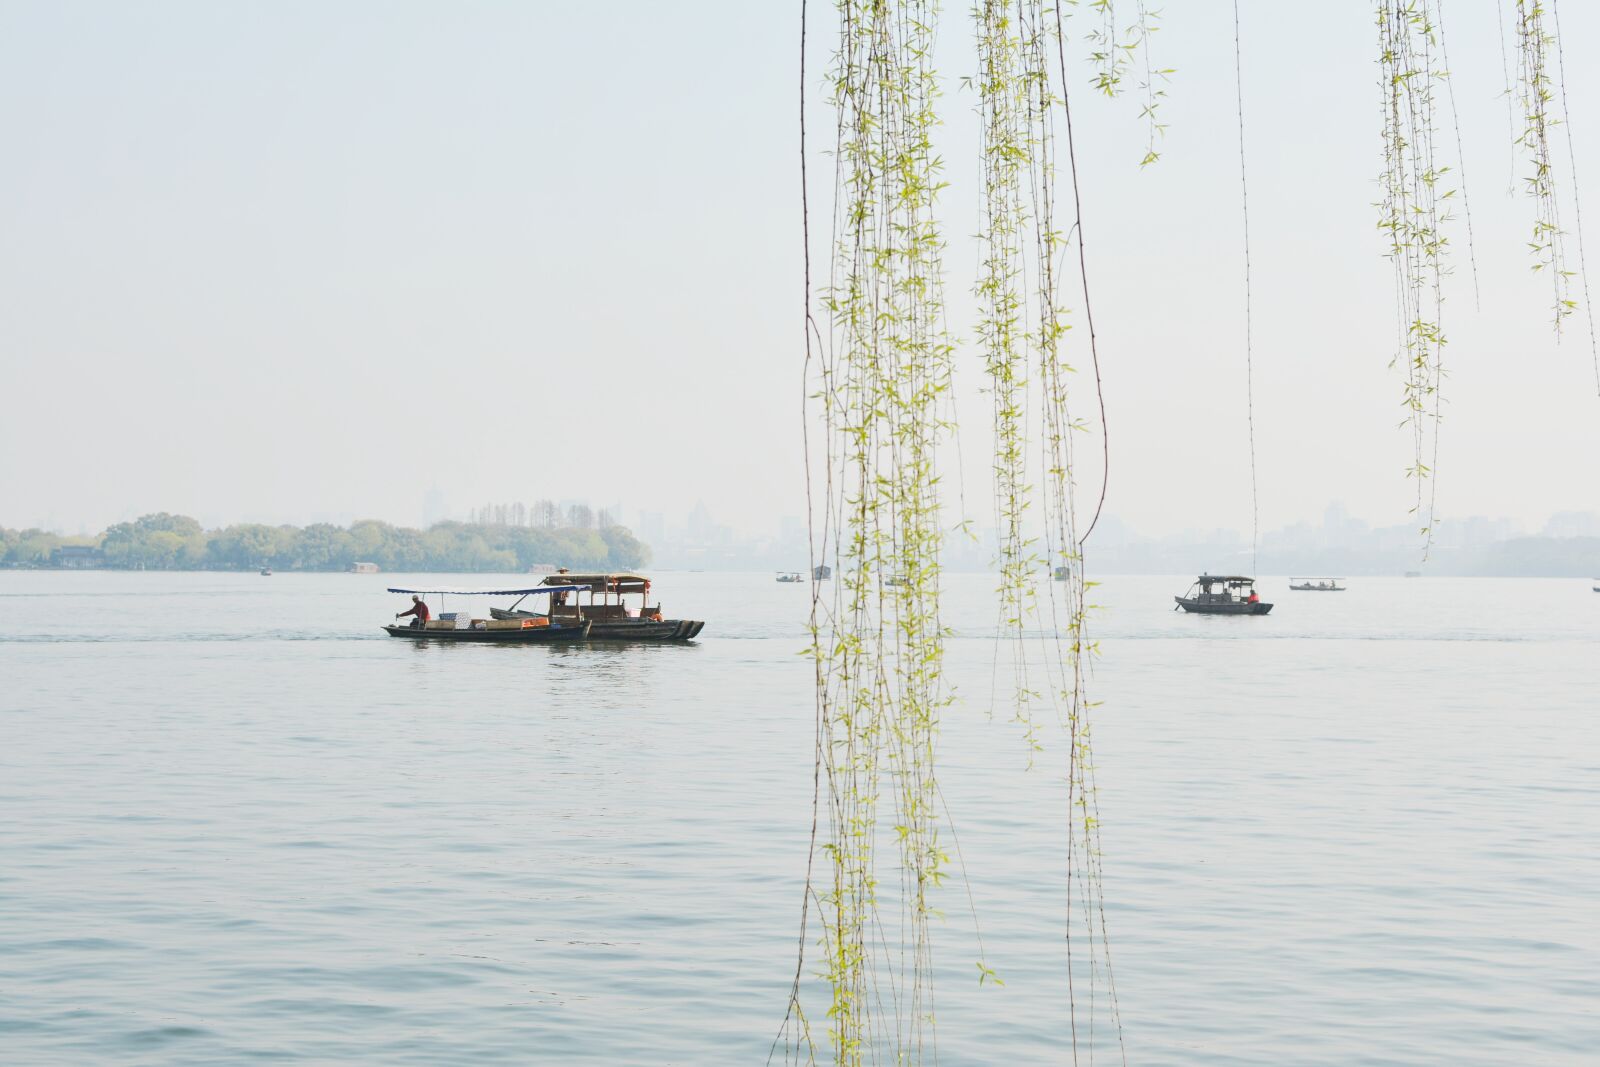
[2,1,1597,539]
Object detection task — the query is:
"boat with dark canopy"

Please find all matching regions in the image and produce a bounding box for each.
[1174,574,1273,615]
[383,585,591,642]
[490,573,705,641]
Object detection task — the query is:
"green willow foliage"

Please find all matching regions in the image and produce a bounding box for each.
[785,2,1581,1063]
[975,0,1043,747]
[1376,0,1452,551]
[1512,0,1576,327]
[1080,0,1169,164]
[802,0,953,1061]
[785,2,1120,1064]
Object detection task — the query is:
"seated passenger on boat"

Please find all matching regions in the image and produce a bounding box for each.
[395,595,431,629]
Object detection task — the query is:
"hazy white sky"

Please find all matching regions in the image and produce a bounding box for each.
[2,1,1597,538]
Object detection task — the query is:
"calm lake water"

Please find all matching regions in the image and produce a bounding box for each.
[1,571,1595,1065]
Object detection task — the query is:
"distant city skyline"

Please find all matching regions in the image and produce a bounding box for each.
[11,495,1598,552]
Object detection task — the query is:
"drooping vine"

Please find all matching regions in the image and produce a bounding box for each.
[783,3,1595,1064]
[1039,7,1124,1056]
[1376,0,1452,551]
[1078,0,1170,165]
[1131,2,1169,166]
[975,0,1041,749]
[781,2,1125,1063]
[1435,3,1482,308]
[1232,0,1259,577]
[1511,0,1575,329]
[793,0,955,1061]
[1547,0,1600,395]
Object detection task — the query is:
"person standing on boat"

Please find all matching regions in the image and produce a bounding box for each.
[395,595,431,629]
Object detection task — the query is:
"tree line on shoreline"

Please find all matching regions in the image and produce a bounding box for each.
[0,513,649,572]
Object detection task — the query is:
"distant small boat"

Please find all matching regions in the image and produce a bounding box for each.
[260,567,272,576]
[1174,574,1272,615]
[1289,577,1344,591]
[1404,570,1422,578]
[776,571,804,583]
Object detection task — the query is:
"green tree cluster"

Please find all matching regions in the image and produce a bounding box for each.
[1,514,650,572]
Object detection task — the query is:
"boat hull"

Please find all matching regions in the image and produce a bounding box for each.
[586,619,705,641]
[382,621,592,642]
[488,608,705,641]
[1175,597,1273,615]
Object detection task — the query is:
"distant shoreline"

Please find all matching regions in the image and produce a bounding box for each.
[2,513,650,575]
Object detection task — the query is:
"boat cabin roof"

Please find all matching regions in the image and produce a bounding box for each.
[539,573,651,594]
[388,585,585,596]
[1196,574,1255,585]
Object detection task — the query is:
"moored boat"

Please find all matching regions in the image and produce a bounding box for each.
[776,571,804,583]
[490,573,705,641]
[383,585,591,642]
[1174,574,1273,615]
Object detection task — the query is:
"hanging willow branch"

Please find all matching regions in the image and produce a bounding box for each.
[1042,4,1124,1056]
[1078,0,1170,165]
[1512,0,1575,329]
[792,0,954,1062]
[782,2,1123,1063]
[975,0,1041,750]
[1376,0,1452,552]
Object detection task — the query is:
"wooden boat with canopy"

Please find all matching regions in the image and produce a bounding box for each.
[1174,574,1273,615]
[489,573,705,641]
[383,585,592,642]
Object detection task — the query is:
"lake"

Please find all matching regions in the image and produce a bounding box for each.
[1,571,1595,1064]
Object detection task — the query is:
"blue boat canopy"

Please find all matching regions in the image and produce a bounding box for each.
[387,585,585,596]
